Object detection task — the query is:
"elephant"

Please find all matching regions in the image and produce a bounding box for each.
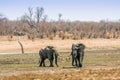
[39,46,59,67]
[71,43,85,67]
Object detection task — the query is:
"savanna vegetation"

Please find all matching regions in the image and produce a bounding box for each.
[0,6,120,80]
[0,7,120,41]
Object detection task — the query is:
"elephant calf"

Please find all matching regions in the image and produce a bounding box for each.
[39,46,59,67]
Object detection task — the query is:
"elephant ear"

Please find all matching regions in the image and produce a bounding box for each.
[53,48,59,56]
[72,44,78,50]
[47,46,54,49]
[78,43,85,50]
[72,44,74,50]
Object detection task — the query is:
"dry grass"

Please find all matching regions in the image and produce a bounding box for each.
[0,36,120,53]
[0,67,120,80]
[0,36,120,80]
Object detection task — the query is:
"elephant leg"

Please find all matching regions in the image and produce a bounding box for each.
[48,54,54,67]
[72,57,75,66]
[43,59,46,67]
[51,57,54,66]
[75,58,78,66]
[78,57,82,67]
[79,62,82,67]
[77,56,80,67]
[39,59,43,67]
[81,52,84,63]
[49,59,54,67]
[79,52,84,67]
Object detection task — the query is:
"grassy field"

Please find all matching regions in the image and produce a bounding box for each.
[0,38,120,53]
[0,38,120,80]
[0,49,120,80]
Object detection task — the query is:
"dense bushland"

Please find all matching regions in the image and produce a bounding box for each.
[0,20,120,40]
[0,8,120,40]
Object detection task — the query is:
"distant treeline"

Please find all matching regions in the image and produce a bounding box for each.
[0,7,120,40]
[0,19,120,40]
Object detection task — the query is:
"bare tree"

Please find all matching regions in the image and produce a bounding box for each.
[24,7,44,28]
[25,7,37,28]
[21,7,45,40]
[58,13,62,21]
[36,7,44,23]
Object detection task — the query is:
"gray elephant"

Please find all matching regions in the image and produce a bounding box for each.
[39,46,59,67]
[71,43,85,67]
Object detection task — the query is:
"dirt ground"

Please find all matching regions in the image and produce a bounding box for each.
[0,67,120,80]
[0,37,120,80]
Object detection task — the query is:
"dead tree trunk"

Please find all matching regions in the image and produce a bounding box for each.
[18,35,24,54]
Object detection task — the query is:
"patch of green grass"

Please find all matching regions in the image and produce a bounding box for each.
[84,50,120,67]
[0,49,120,70]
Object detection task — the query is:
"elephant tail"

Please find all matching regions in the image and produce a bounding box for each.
[54,52,59,67]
